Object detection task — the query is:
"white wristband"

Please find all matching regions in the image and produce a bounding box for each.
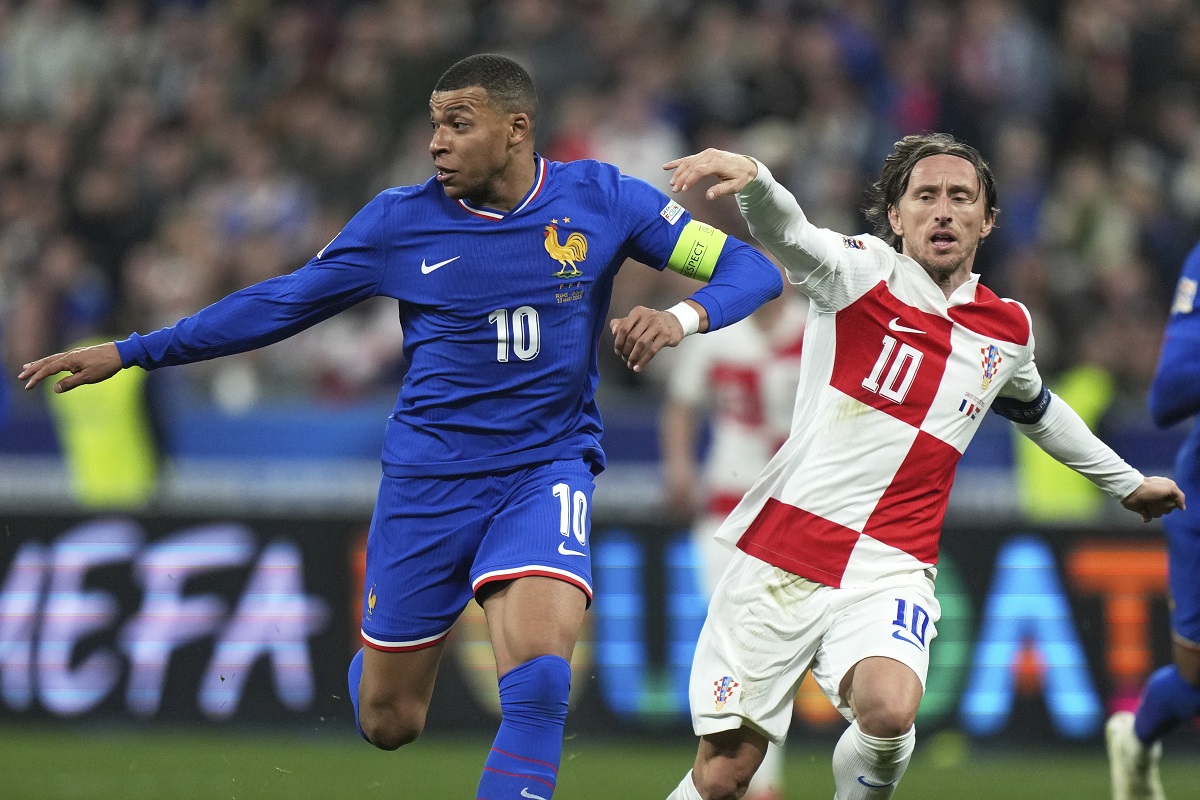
[667,301,701,337]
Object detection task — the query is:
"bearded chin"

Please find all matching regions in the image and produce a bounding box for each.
[903,242,967,276]
[926,255,965,276]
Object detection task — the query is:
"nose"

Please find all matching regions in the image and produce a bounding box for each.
[933,194,952,224]
[429,126,448,157]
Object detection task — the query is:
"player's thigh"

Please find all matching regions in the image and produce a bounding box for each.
[360,639,446,713]
[1165,514,1200,682]
[473,459,597,603]
[1166,515,1200,643]
[481,575,588,673]
[361,473,488,649]
[811,574,940,723]
[689,549,831,745]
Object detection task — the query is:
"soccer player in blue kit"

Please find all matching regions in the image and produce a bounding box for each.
[1107,240,1200,800]
[18,54,782,798]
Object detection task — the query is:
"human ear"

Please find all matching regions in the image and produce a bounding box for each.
[509,112,531,146]
[979,211,995,239]
[887,204,903,238]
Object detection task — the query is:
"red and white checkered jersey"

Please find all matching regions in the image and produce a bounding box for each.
[715,163,1045,588]
[666,295,807,516]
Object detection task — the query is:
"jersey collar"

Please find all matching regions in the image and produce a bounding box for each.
[454,154,546,220]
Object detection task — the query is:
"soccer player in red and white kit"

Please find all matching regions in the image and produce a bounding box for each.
[659,134,1187,800]
[660,277,806,800]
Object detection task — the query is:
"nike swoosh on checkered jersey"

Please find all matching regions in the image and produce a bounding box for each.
[887,316,925,335]
[420,256,461,274]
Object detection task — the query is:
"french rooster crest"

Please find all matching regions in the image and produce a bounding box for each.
[544,220,587,278]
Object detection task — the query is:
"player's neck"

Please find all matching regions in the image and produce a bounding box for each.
[919,259,975,299]
[483,152,539,212]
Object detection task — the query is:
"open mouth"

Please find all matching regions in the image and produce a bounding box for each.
[930,231,956,251]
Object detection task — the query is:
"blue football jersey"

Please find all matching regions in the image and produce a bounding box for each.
[117,156,704,477]
[1151,240,1200,498]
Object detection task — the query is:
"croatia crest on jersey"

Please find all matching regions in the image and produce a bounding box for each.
[713,676,740,710]
[980,344,1002,390]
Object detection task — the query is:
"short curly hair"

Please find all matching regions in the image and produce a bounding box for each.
[863,133,999,251]
[433,53,538,122]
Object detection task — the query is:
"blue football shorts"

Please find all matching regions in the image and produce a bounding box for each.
[359,458,596,651]
[1165,511,1200,648]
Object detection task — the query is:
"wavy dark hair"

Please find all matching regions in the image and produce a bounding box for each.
[433,53,538,122]
[863,133,999,251]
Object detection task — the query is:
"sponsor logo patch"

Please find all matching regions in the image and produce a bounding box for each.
[1172,277,1197,315]
[660,200,685,225]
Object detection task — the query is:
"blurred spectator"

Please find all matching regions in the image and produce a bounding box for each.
[2,0,106,121]
[10,233,112,367]
[0,0,1195,424]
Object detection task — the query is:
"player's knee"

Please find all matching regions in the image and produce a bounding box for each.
[359,702,426,751]
[855,702,916,739]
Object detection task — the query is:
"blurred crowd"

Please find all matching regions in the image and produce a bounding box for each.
[2,0,1199,413]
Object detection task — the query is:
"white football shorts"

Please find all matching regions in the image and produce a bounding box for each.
[688,548,940,745]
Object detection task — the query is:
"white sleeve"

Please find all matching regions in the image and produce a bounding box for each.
[735,160,891,312]
[1012,392,1144,500]
[735,160,844,296]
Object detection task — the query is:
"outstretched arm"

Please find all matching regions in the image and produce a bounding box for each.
[19,342,124,393]
[1149,242,1200,426]
[1004,388,1185,522]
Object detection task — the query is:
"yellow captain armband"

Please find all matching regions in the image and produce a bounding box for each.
[666,220,727,281]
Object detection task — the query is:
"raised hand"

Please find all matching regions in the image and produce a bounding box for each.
[664,149,760,200]
[18,342,123,393]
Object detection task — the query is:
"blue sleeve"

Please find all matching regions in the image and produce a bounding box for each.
[689,238,783,331]
[608,169,781,330]
[116,195,390,370]
[1148,243,1200,427]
